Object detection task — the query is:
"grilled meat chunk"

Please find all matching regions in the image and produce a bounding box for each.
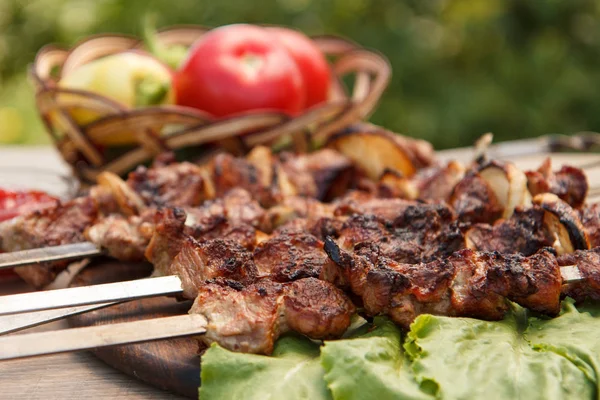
[279,149,354,200]
[85,210,155,261]
[209,153,271,204]
[579,204,600,248]
[169,238,257,299]
[0,197,98,288]
[558,248,600,302]
[185,188,265,229]
[191,277,355,354]
[336,203,463,264]
[526,159,588,209]
[325,239,562,328]
[145,207,261,276]
[335,197,414,221]
[465,207,554,256]
[128,162,206,207]
[415,161,466,201]
[145,208,188,276]
[450,173,504,224]
[253,232,341,284]
[262,196,335,232]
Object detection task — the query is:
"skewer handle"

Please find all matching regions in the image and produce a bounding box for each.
[0,275,183,316]
[0,242,101,270]
[0,302,116,335]
[0,314,207,361]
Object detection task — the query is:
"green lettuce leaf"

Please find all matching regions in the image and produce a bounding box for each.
[404,307,595,400]
[321,316,432,400]
[527,298,600,395]
[199,334,332,400]
[199,302,600,400]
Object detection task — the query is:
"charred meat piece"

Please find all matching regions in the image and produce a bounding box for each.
[526,158,588,209]
[209,153,272,204]
[262,196,335,232]
[579,204,600,248]
[389,202,463,262]
[272,217,345,242]
[336,204,463,264]
[85,209,156,261]
[334,196,414,221]
[279,149,354,201]
[450,173,504,224]
[145,208,188,277]
[146,207,261,276]
[253,232,341,284]
[0,197,98,288]
[169,238,257,299]
[415,161,466,201]
[127,162,206,207]
[191,277,355,354]
[465,207,554,256]
[185,188,265,229]
[558,248,600,302]
[324,239,562,328]
[188,222,260,251]
[336,214,389,252]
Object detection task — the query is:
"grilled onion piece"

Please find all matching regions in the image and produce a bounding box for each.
[478,161,532,219]
[533,193,589,254]
[326,125,434,179]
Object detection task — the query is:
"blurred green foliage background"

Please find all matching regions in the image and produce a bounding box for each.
[1,0,600,149]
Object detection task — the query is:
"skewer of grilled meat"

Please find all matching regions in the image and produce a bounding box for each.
[323,238,600,329]
[1,208,598,354]
[0,147,593,290]
[0,147,355,288]
[465,193,591,256]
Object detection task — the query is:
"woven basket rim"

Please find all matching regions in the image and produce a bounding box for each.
[31,25,392,182]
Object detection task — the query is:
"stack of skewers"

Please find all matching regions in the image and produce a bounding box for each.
[0,128,599,365]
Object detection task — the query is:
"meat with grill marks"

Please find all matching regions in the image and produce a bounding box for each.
[0,197,98,288]
[558,248,600,302]
[336,203,464,264]
[85,209,156,261]
[449,173,504,224]
[128,161,207,207]
[324,239,563,328]
[190,277,355,354]
[578,204,600,248]
[253,232,343,284]
[168,238,257,299]
[414,161,466,201]
[465,207,554,256]
[145,207,261,277]
[526,158,588,209]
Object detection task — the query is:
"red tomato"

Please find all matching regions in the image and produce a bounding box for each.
[0,189,58,222]
[174,24,305,117]
[267,27,331,109]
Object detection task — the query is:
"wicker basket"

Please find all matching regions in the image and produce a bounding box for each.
[31,27,391,183]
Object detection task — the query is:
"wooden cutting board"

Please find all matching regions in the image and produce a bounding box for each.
[67,260,202,399]
[61,151,600,398]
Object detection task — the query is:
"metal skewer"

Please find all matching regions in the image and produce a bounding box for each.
[0,314,207,361]
[0,275,183,317]
[0,242,587,335]
[0,242,101,269]
[0,302,116,335]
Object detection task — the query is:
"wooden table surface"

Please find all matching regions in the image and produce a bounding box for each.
[0,146,186,399]
[0,144,599,399]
